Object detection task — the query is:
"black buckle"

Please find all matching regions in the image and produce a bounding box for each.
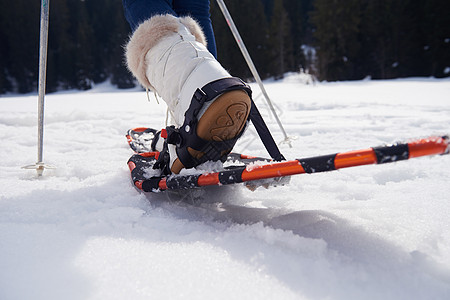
[165,126,184,147]
[193,88,207,104]
[152,143,171,175]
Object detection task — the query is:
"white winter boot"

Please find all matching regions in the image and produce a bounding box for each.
[126,14,251,174]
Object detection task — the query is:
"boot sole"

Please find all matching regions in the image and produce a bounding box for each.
[171,90,251,173]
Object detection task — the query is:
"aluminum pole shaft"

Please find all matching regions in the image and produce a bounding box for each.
[215,0,290,146]
[37,0,50,165]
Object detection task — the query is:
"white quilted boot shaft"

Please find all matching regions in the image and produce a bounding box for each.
[144,23,230,126]
[126,14,229,126]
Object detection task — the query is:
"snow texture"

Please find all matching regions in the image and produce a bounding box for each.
[1,76,450,299]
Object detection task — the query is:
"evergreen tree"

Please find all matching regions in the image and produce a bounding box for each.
[283,0,312,71]
[360,0,436,79]
[360,0,395,79]
[211,0,271,80]
[389,0,424,78]
[0,0,12,93]
[310,0,362,81]
[47,0,75,91]
[268,0,294,79]
[1,0,40,93]
[72,1,95,90]
[110,2,135,88]
[421,0,450,78]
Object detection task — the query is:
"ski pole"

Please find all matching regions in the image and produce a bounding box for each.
[22,0,55,176]
[215,0,292,147]
[129,135,449,192]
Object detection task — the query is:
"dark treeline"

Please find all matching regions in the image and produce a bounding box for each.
[0,0,134,94]
[1,0,449,94]
[212,0,450,81]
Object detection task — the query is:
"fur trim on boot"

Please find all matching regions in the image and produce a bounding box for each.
[125,14,207,89]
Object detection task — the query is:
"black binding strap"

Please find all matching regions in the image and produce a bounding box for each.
[152,139,171,175]
[164,77,285,171]
[249,101,285,161]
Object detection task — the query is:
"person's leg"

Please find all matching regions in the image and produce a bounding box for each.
[122,0,175,31]
[125,14,251,174]
[172,0,217,57]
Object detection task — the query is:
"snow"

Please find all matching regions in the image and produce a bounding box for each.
[1,77,450,299]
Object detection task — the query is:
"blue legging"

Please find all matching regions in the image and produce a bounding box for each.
[122,0,217,57]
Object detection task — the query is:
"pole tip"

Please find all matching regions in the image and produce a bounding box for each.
[22,162,56,177]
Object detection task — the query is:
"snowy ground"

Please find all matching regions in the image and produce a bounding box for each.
[1,75,449,299]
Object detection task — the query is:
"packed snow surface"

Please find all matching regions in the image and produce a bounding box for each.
[1,76,450,299]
